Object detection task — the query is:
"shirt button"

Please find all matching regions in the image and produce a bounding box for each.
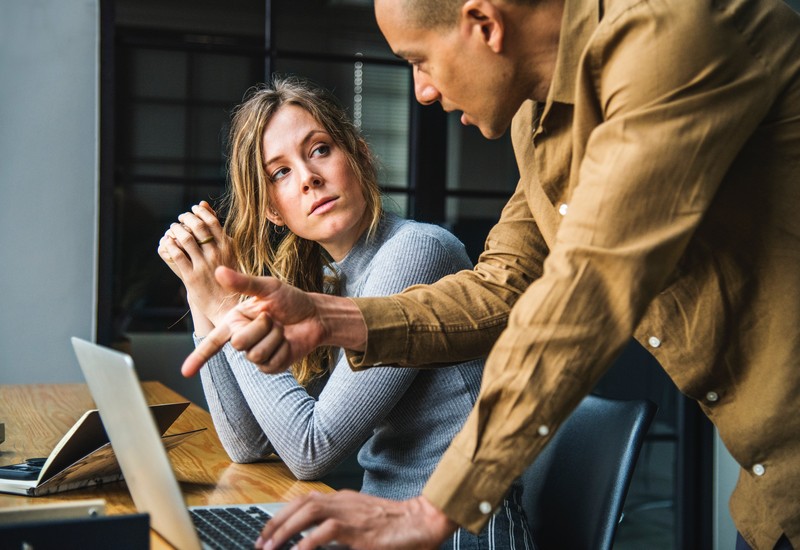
[537,425,549,436]
[558,203,569,216]
[752,464,765,476]
[479,501,493,515]
[647,336,661,348]
[706,391,719,403]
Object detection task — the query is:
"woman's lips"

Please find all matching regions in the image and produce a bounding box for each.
[310,197,337,215]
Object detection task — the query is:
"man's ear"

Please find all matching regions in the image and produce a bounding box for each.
[459,0,505,53]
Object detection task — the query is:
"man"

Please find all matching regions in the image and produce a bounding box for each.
[184,0,800,548]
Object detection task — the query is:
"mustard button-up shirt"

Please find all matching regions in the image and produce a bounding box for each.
[349,0,800,547]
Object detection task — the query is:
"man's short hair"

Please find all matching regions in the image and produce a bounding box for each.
[406,0,464,28]
[406,0,538,29]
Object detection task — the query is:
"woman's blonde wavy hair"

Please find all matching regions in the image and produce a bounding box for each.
[222,75,383,386]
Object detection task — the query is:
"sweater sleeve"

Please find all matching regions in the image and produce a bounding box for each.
[197,224,474,479]
[198,343,274,462]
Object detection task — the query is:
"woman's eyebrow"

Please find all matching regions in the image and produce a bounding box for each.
[264,129,327,167]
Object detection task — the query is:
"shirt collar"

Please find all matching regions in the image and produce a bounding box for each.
[547,0,602,105]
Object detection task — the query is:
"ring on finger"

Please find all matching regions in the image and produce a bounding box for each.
[197,236,215,245]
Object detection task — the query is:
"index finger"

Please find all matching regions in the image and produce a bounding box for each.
[181,322,232,377]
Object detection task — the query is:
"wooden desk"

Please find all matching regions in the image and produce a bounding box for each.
[0,382,334,548]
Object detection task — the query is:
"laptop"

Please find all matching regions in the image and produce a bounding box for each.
[70,337,304,550]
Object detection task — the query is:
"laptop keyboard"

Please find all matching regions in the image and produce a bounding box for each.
[189,506,303,550]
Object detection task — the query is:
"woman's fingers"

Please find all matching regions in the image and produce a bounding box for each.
[191,202,224,239]
[160,233,192,272]
[177,202,224,246]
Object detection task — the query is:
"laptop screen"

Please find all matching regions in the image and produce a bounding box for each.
[71,337,202,550]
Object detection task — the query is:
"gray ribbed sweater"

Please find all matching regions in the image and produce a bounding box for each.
[197,212,484,500]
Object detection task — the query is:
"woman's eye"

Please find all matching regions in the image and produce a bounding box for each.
[311,144,330,157]
[271,167,290,181]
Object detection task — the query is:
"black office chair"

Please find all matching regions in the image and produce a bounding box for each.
[521,394,657,550]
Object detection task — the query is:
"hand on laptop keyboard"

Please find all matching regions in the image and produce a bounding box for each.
[190,506,304,550]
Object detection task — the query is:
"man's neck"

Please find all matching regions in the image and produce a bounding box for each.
[505,0,565,102]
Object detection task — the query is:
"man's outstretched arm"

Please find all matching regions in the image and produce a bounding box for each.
[181,266,368,377]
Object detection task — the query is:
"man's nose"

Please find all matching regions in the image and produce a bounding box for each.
[413,71,440,106]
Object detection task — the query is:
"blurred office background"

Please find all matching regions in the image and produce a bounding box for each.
[3,0,798,547]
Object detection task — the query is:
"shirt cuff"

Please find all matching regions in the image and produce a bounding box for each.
[421,441,518,534]
[345,296,410,369]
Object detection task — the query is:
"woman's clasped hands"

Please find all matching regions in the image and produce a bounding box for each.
[157,200,237,333]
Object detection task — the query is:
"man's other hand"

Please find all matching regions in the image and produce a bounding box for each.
[256,491,457,550]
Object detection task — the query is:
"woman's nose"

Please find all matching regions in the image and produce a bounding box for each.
[302,171,323,192]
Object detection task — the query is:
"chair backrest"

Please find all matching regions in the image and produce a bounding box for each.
[521,394,656,550]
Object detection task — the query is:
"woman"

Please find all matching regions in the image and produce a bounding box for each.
[158,76,534,549]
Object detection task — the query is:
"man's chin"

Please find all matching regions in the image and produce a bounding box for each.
[476,123,509,140]
[482,127,508,140]
[461,113,509,140]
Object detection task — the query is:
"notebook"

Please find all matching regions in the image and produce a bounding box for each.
[0,401,200,497]
[70,337,306,550]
